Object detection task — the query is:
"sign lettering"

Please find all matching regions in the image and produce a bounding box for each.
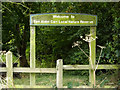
[30,13,97,26]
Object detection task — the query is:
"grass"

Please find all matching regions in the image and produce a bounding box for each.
[63,71,89,86]
[13,71,89,87]
[13,73,30,85]
[13,70,119,88]
[36,73,56,86]
[96,70,119,87]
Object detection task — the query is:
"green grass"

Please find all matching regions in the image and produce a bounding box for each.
[13,70,119,88]
[36,73,56,86]
[13,73,30,85]
[13,71,89,87]
[63,71,89,87]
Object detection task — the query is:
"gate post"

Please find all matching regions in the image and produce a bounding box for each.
[6,51,13,87]
[89,26,96,87]
[56,59,63,88]
[30,26,36,86]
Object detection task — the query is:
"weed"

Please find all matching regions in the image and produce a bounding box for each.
[67,82,73,88]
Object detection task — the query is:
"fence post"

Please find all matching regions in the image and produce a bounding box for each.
[6,51,13,87]
[56,59,63,88]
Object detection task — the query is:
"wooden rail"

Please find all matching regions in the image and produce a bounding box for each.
[13,68,56,73]
[0,51,120,89]
[0,65,119,73]
[63,65,120,70]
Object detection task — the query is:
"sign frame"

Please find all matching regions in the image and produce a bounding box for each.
[30,13,97,26]
[30,13,97,87]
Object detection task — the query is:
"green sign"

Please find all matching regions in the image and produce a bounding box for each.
[30,13,97,26]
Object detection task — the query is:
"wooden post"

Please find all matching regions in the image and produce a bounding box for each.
[6,51,13,87]
[30,26,36,86]
[56,59,63,88]
[89,26,96,87]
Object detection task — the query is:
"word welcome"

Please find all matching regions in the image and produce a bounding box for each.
[53,15,75,19]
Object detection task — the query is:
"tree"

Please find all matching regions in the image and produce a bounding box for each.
[2,2,33,67]
[2,2,120,67]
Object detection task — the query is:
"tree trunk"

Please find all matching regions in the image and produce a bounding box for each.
[15,24,29,67]
[20,54,29,67]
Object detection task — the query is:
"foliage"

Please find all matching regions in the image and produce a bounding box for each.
[0,53,19,64]
[100,79,109,87]
[2,2,120,67]
[67,82,73,88]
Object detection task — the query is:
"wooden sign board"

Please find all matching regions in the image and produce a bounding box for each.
[30,13,97,26]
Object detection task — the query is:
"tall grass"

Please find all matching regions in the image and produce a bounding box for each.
[0,77,15,89]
